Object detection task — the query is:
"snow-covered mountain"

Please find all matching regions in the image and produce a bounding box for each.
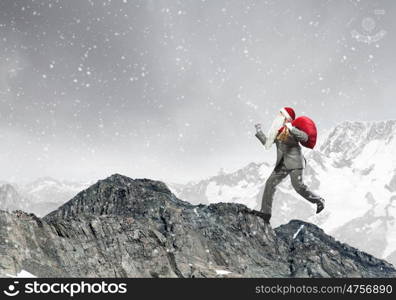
[21,177,90,216]
[21,177,89,204]
[168,119,396,267]
[0,177,90,217]
[0,184,30,212]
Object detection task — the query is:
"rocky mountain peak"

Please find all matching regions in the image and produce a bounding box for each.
[275,220,396,277]
[43,174,188,223]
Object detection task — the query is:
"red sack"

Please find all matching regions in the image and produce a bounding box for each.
[291,116,317,149]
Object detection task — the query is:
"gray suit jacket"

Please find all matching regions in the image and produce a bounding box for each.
[255,126,308,170]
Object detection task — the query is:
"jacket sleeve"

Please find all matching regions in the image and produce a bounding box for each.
[255,130,267,146]
[289,126,308,143]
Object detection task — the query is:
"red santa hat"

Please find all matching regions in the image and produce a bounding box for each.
[280,107,296,121]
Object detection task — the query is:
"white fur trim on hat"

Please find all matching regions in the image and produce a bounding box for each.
[280,107,292,120]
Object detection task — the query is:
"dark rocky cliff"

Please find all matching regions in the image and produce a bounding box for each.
[0,174,394,277]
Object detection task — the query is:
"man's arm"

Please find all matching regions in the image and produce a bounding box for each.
[255,130,267,146]
[254,123,267,146]
[285,123,308,143]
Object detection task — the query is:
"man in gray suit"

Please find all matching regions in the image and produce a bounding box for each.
[254,108,325,224]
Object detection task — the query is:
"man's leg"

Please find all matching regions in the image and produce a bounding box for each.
[289,168,325,213]
[260,164,289,220]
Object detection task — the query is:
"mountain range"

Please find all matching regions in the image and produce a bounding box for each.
[1,174,395,277]
[1,120,395,271]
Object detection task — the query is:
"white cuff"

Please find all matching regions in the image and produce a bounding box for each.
[285,123,293,130]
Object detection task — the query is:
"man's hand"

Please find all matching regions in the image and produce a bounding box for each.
[285,122,293,130]
[255,123,262,133]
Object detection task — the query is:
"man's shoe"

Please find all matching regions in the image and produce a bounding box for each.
[262,214,271,224]
[316,199,325,214]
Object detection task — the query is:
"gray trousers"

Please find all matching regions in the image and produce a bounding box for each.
[260,159,322,216]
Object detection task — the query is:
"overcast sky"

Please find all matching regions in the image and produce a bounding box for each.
[0,0,395,184]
